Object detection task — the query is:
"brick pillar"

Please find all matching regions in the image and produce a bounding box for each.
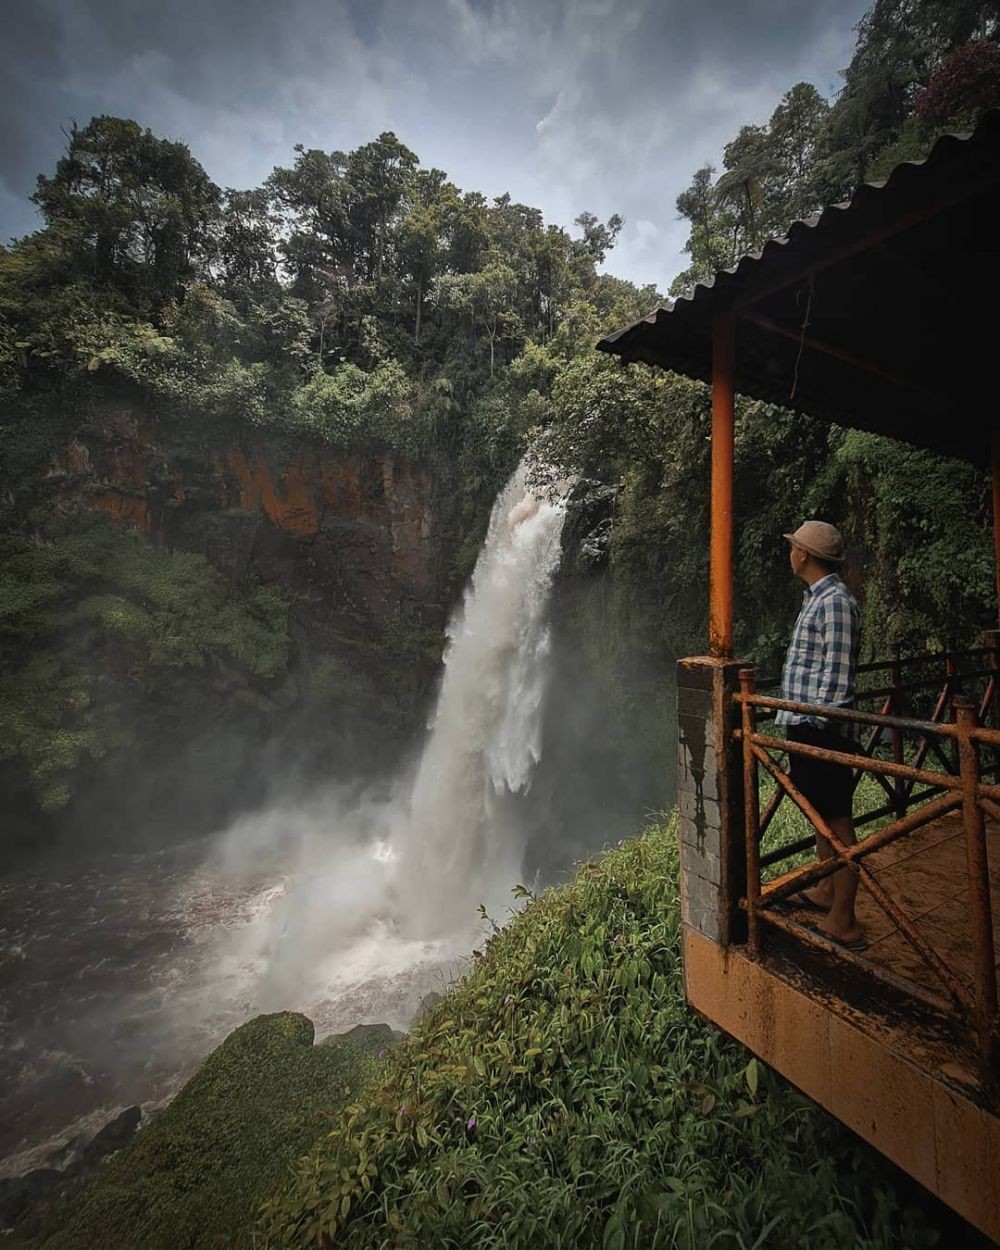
[676,656,747,948]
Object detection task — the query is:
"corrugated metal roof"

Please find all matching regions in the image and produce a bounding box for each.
[597,108,1000,464]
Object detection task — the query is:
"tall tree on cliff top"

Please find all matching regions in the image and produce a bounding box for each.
[671,85,828,294]
[32,116,219,307]
[397,169,455,345]
[344,132,419,286]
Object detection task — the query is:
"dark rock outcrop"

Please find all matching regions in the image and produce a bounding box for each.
[80,1105,141,1168]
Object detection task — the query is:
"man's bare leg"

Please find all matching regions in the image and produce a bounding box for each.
[815,815,862,942]
[798,833,836,909]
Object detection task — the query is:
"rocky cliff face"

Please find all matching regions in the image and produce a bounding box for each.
[46,405,442,630]
[3,397,465,845]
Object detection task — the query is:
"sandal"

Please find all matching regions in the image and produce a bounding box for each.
[811,925,867,952]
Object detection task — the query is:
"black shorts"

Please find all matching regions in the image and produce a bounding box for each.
[785,723,856,820]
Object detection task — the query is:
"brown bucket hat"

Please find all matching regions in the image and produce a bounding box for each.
[783,520,845,563]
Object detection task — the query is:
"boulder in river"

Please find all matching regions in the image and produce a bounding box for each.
[81,1105,142,1167]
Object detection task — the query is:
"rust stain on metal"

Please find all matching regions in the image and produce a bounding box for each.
[709,313,735,658]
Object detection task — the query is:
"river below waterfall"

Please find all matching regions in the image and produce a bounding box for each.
[0,460,569,1179]
[0,831,460,1178]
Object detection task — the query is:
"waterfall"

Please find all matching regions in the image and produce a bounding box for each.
[199,455,568,1030]
[391,458,569,936]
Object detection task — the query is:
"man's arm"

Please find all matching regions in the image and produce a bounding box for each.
[815,593,856,709]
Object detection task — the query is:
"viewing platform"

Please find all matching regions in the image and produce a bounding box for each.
[600,109,1000,1241]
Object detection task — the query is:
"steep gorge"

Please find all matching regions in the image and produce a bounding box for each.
[1,392,494,849]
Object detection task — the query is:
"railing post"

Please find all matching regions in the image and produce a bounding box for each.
[739,667,762,956]
[890,643,906,816]
[946,641,959,772]
[981,629,1000,731]
[954,697,999,1089]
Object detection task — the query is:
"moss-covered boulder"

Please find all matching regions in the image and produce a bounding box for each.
[27,1012,393,1249]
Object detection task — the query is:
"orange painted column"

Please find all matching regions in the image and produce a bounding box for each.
[992,431,1000,628]
[709,313,736,656]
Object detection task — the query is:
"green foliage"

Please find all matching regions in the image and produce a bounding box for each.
[32,115,220,311]
[261,818,937,1249]
[29,1014,398,1250]
[0,517,289,811]
[832,431,994,648]
[290,359,425,453]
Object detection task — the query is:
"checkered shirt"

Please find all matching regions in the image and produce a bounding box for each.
[775,573,860,729]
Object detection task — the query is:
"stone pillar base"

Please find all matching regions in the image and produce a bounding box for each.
[676,656,747,949]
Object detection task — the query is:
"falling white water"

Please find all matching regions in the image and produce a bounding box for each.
[392,460,569,936]
[205,455,569,1011]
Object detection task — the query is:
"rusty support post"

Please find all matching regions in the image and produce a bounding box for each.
[739,668,762,955]
[992,431,1000,629]
[709,312,735,657]
[890,643,906,816]
[954,697,999,1086]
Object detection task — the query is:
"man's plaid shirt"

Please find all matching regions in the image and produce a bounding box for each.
[775,573,860,729]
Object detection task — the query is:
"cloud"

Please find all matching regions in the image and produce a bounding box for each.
[1,0,869,290]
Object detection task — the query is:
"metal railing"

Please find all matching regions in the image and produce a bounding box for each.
[734,639,1000,1088]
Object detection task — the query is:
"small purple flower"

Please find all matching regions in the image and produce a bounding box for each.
[613,934,622,944]
[377,1050,385,1059]
[616,839,624,848]
[503,994,514,1006]
[466,1115,477,1132]
[398,1104,407,1117]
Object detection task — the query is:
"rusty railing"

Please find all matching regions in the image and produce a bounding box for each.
[735,641,1000,1088]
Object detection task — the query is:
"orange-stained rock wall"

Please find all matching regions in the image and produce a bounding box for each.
[47,407,439,616]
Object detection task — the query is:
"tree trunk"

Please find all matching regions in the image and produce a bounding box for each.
[414,278,422,345]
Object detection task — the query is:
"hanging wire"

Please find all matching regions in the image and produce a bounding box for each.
[789,272,815,401]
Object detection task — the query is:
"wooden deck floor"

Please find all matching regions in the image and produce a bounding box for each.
[784,810,1000,1010]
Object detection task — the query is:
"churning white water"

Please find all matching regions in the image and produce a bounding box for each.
[204,457,569,1025]
[392,462,568,936]
[0,457,569,1174]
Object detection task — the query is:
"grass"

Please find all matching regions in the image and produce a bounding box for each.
[259,817,941,1250]
[27,1015,397,1250]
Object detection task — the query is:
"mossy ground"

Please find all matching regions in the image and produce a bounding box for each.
[259,817,948,1249]
[28,1014,395,1250]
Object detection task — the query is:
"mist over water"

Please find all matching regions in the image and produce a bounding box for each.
[0,459,569,1174]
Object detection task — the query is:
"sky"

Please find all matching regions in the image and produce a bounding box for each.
[1,0,870,293]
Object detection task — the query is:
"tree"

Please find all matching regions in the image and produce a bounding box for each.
[437,262,521,377]
[267,146,354,300]
[572,211,624,265]
[343,132,418,285]
[32,116,219,306]
[216,188,279,297]
[397,170,453,344]
[914,39,1000,126]
[715,125,776,260]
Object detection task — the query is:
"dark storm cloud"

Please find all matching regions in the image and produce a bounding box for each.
[2,0,868,289]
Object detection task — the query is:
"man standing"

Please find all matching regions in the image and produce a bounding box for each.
[775,521,864,949]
